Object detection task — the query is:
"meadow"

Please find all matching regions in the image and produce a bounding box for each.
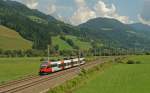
[52,36,73,51]
[0,56,98,84]
[0,25,32,50]
[0,57,41,83]
[52,35,92,51]
[0,25,92,51]
[74,55,150,93]
[65,35,92,50]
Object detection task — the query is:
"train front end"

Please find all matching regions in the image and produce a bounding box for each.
[39,61,52,75]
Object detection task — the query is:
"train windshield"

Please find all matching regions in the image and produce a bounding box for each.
[42,62,49,64]
[40,65,47,68]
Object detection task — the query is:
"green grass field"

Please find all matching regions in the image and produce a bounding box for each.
[65,35,92,50]
[74,55,150,93]
[28,16,48,25]
[52,35,92,51]
[0,57,41,83]
[52,36,73,51]
[0,25,32,50]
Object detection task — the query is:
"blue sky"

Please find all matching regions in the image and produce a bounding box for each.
[13,0,150,25]
[110,0,143,21]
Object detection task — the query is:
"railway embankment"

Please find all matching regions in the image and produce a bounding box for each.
[0,56,119,93]
[48,61,113,93]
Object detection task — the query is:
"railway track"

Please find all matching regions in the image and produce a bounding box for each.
[0,57,114,93]
[0,75,39,89]
[0,67,79,93]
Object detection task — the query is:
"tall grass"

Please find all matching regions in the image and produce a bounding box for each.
[48,62,113,93]
[74,55,150,93]
[0,57,41,83]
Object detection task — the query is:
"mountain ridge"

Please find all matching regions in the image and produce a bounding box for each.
[0,0,150,51]
[78,17,150,50]
[0,0,81,49]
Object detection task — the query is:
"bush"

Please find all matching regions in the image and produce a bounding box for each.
[60,35,66,41]
[117,60,124,63]
[136,61,141,64]
[114,57,124,63]
[40,58,45,61]
[126,60,135,64]
[126,60,142,64]
[66,39,74,47]
[145,52,150,55]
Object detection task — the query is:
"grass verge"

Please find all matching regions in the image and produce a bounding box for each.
[0,57,41,84]
[74,55,150,93]
[47,61,113,93]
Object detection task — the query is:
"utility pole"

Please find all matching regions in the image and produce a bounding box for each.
[47,45,50,61]
[78,49,81,72]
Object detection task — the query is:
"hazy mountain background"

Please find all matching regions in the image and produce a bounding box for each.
[0,0,150,52]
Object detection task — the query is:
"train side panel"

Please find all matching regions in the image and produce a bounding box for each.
[79,58,85,65]
[51,61,62,72]
[72,58,78,66]
[64,60,72,69]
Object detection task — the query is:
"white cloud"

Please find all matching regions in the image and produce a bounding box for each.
[70,7,96,25]
[17,0,57,15]
[23,0,38,9]
[47,4,56,14]
[138,14,150,25]
[94,1,130,24]
[94,1,116,17]
[115,15,130,24]
[75,0,85,6]
[12,0,39,9]
[14,0,132,25]
[70,0,96,25]
[70,0,131,25]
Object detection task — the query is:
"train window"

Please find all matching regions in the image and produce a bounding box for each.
[51,64,57,67]
[47,65,51,68]
[64,57,69,60]
[58,64,61,68]
[41,62,48,66]
[47,66,50,68]
[64,63,70,66]
[67,63,70,66]
[43,62,48,64]
[74,61,77,64]
[40,66,46,68]
[69,62,71,65]
[71,62,74,65]
[51,59,58,61]
[58,64,64,67]
[76,61,79,64]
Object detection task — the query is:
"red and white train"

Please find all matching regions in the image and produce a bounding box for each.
[39,58,85,75]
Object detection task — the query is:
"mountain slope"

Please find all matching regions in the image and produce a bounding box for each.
[0,0,81,49]
[129,23,150,40]
[0,25,32,50]
[52,35,92,51]
[1,0,150,51]
[65,35,92,50]
[52,36,73,51]
[129,23,150,32]
[79,17,150,50]
[79,17,132,32]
